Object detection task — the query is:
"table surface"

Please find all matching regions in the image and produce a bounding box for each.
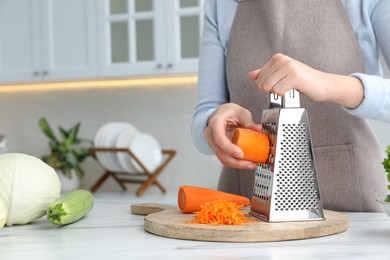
[1,190,390,260]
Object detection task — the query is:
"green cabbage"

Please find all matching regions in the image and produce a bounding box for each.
[0,153,61,226]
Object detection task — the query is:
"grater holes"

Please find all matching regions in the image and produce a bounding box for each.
[274,123,319,211]
[253,165,272,205]
[275,170,318,211]
[262,122,277,164]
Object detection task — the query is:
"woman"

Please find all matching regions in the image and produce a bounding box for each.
[191,0,390,211]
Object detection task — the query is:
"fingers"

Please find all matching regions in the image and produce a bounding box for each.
[256,54,289,89]
[204,104,259,170]
[248,69,261,80]
[207,135,257,170]
[207,105,251,158]
[247,123,262,133]
[271,75,298,96]
[208,116,243,159]
[249,53,298,96]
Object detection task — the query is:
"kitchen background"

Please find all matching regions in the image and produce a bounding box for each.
[0,0,389,194]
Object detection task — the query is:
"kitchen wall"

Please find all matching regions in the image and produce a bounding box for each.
[0,56,389,194]
[0,81,222,194]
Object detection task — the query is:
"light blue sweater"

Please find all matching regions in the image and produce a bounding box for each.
[192,0,390,154]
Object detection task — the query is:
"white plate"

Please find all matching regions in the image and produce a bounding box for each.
[94,123,114,170]
[94,122,131,172]
[116,125,140,173]
[102,123,131,172]
[129,133,162,173]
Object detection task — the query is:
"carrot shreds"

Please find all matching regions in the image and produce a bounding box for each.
[186,199,254,226]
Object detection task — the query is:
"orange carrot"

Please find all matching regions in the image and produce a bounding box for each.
[231,128,269,164]
[186,199,254,225]
[178,186,250,213]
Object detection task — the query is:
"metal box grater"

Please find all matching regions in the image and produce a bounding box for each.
[250,90,325,222]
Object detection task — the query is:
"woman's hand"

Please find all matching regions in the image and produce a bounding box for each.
[204,103,261,170]
[248,53,364,109]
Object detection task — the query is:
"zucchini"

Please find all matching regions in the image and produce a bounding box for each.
[47,189,94,225]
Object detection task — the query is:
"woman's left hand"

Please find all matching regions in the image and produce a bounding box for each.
[248,53,364,109]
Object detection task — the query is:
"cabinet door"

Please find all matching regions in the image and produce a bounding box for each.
[98,0,166,77]
[0,0,42,83]
[98,0,204,77]
[165,0,204,74]
[40,0,98,81]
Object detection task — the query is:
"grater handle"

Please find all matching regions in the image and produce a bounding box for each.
[283,89,300,108]
[269,93,282,108]
[268,90,300,108]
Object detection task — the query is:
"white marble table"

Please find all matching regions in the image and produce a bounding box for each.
[1,190,390,260]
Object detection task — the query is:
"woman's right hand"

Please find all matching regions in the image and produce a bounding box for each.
[204,103,261,170]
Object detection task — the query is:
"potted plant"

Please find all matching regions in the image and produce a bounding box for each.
[382,145,390,203]
[377,145,390,218]
[38,117,91,191]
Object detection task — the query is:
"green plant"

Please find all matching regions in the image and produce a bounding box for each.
[382,144,390,202]
[38,117,91,179]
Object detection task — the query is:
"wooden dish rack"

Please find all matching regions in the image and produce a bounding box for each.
[88,147,176,196]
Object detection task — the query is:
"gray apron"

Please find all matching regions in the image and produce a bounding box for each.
[219,0,387,212]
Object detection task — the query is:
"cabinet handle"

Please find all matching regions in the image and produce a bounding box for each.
[167,63,173,69]
[156,64,163,69]
[42,71,48,76]
[33,71,40,76]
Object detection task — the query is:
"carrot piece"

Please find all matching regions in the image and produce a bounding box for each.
[231,128,270,164]
[186,199,254,225]
[178,186,250,213]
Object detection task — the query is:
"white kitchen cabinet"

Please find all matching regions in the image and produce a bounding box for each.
[0,0,41,83]
[97,0,204,77]
[0,0,203,84]
[0,0,98,84]
[40,0,98,81]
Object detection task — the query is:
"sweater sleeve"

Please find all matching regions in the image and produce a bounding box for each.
[191,0,231,154]
[344,0,390,122]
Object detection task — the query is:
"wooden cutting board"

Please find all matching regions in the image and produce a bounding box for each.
[131,203,348,242]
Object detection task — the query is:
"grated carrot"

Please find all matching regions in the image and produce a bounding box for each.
[186,199,254,226]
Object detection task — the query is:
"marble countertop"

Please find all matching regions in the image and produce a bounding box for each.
[1,190,390,260]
